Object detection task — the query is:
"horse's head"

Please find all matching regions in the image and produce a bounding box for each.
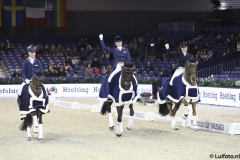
[184,59,198,85]
[121,61,134,90]
[31,70,44,97]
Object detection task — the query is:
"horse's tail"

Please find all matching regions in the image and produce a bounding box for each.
[159,103,169,116]
[100,101,108,115]
[19,114,33,131]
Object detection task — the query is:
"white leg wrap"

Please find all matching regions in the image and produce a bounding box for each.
[108,113,114,127]
[171,116,176,128]
[182,107,189,127]
[127,115,134,129]
[27,127,31,137]
[116,122,123,135]
[38,124,43,139]
[192,116,198,130]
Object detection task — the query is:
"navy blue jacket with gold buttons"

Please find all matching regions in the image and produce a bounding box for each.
[22,58,43,80]
[100,40,130,69]
[167,50,192,68]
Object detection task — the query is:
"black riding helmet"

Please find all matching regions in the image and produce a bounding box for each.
[180,41,188,48]
[114,36,123,43]
[27,45,36,52]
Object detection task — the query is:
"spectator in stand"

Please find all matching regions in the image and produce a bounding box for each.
[123,40,129,49]
[36,45,43,58]
[91,57,100,68]
[149,38,156,56]
[50,44,57,55]
[54,69,59,76]
[5,43,13,54]
[47,60,54,70]
[203,42,211,51]
[227,34,237,53]
[191,45,199,58]
[65,56,73,67]
[208,50,214,59]
[172,64,176,69]
[64,47,72,58]
[145,61,153,73]
[157,36,165,59]
[215,34,223,45]
[49,68,55,77]
[77,39,84,51]
[101,50,108,60]
[58,67,66,77]
[237,40,240,52]
[93,67,99,76]
[86,42,92,52]
[223,52,227,56]
[79,47,86,62]
[107,64,112,73]
[72,48,79,57]
[56,44,63,56]
[43,45,50,55]
[44,68,50,77]
[101,66,108,75]
[63,62,68,71]
[72,56,79,68]
[131,45,138,58]
[202,27,210,37]
[138,47,146,61]
[12,68,21,78]
[209,27,217,37]
[55,63,61,71]
[85,64,93,75]
[0,42,5,51]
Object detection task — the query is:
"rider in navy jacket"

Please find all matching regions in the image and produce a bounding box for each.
[18,45,43,96]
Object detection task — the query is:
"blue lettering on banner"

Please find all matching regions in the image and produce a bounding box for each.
[220,92,236,102]
[93,87,100,92]
[0,88,18,94]
[203,91,217,100]
[63,87,89,94]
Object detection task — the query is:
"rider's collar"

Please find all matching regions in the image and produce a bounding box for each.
[182,52,187,56]
[116,47,123,51]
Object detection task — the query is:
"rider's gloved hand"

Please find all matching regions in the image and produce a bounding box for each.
[165,44,169,50]
[25,79,31,84]
[99,34,103,40]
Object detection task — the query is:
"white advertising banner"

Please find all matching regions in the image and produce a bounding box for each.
[0,84,152,98]
[198,87,240,107]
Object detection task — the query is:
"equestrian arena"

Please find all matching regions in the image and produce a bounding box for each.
[0,97,239,160]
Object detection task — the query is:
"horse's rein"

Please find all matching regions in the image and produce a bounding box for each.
[186,62,197,83]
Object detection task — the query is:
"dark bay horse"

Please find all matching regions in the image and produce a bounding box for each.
[100,61,138,137]
[19,71,50,141]
[157,60,199,130]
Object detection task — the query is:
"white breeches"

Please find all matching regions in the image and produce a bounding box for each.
[170,68,185,86]
[108,63,124,83]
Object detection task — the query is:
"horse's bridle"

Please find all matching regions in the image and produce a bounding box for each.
[32,74,44,89]
[186,62,197,82]
[121,66,134,81]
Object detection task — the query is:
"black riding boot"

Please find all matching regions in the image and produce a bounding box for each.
[107,82,113,102]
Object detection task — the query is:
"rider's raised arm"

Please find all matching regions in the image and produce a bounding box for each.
[100,40,113,53]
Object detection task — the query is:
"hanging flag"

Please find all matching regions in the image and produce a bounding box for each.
[46,0,66,27]
[25,0,45,26]
[4,0,24,26]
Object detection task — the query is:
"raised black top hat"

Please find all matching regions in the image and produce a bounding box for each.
[27,45,36,52]
[114,36,123,43]
[180,41,188,48]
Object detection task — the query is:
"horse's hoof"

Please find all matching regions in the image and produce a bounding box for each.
[174,128,179,130]
[38,138,43,140]
[109,126,114,131]
[193,127,199,131]
[27,137,31,141]
[116,133,122,137]
[126,126,132,130]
